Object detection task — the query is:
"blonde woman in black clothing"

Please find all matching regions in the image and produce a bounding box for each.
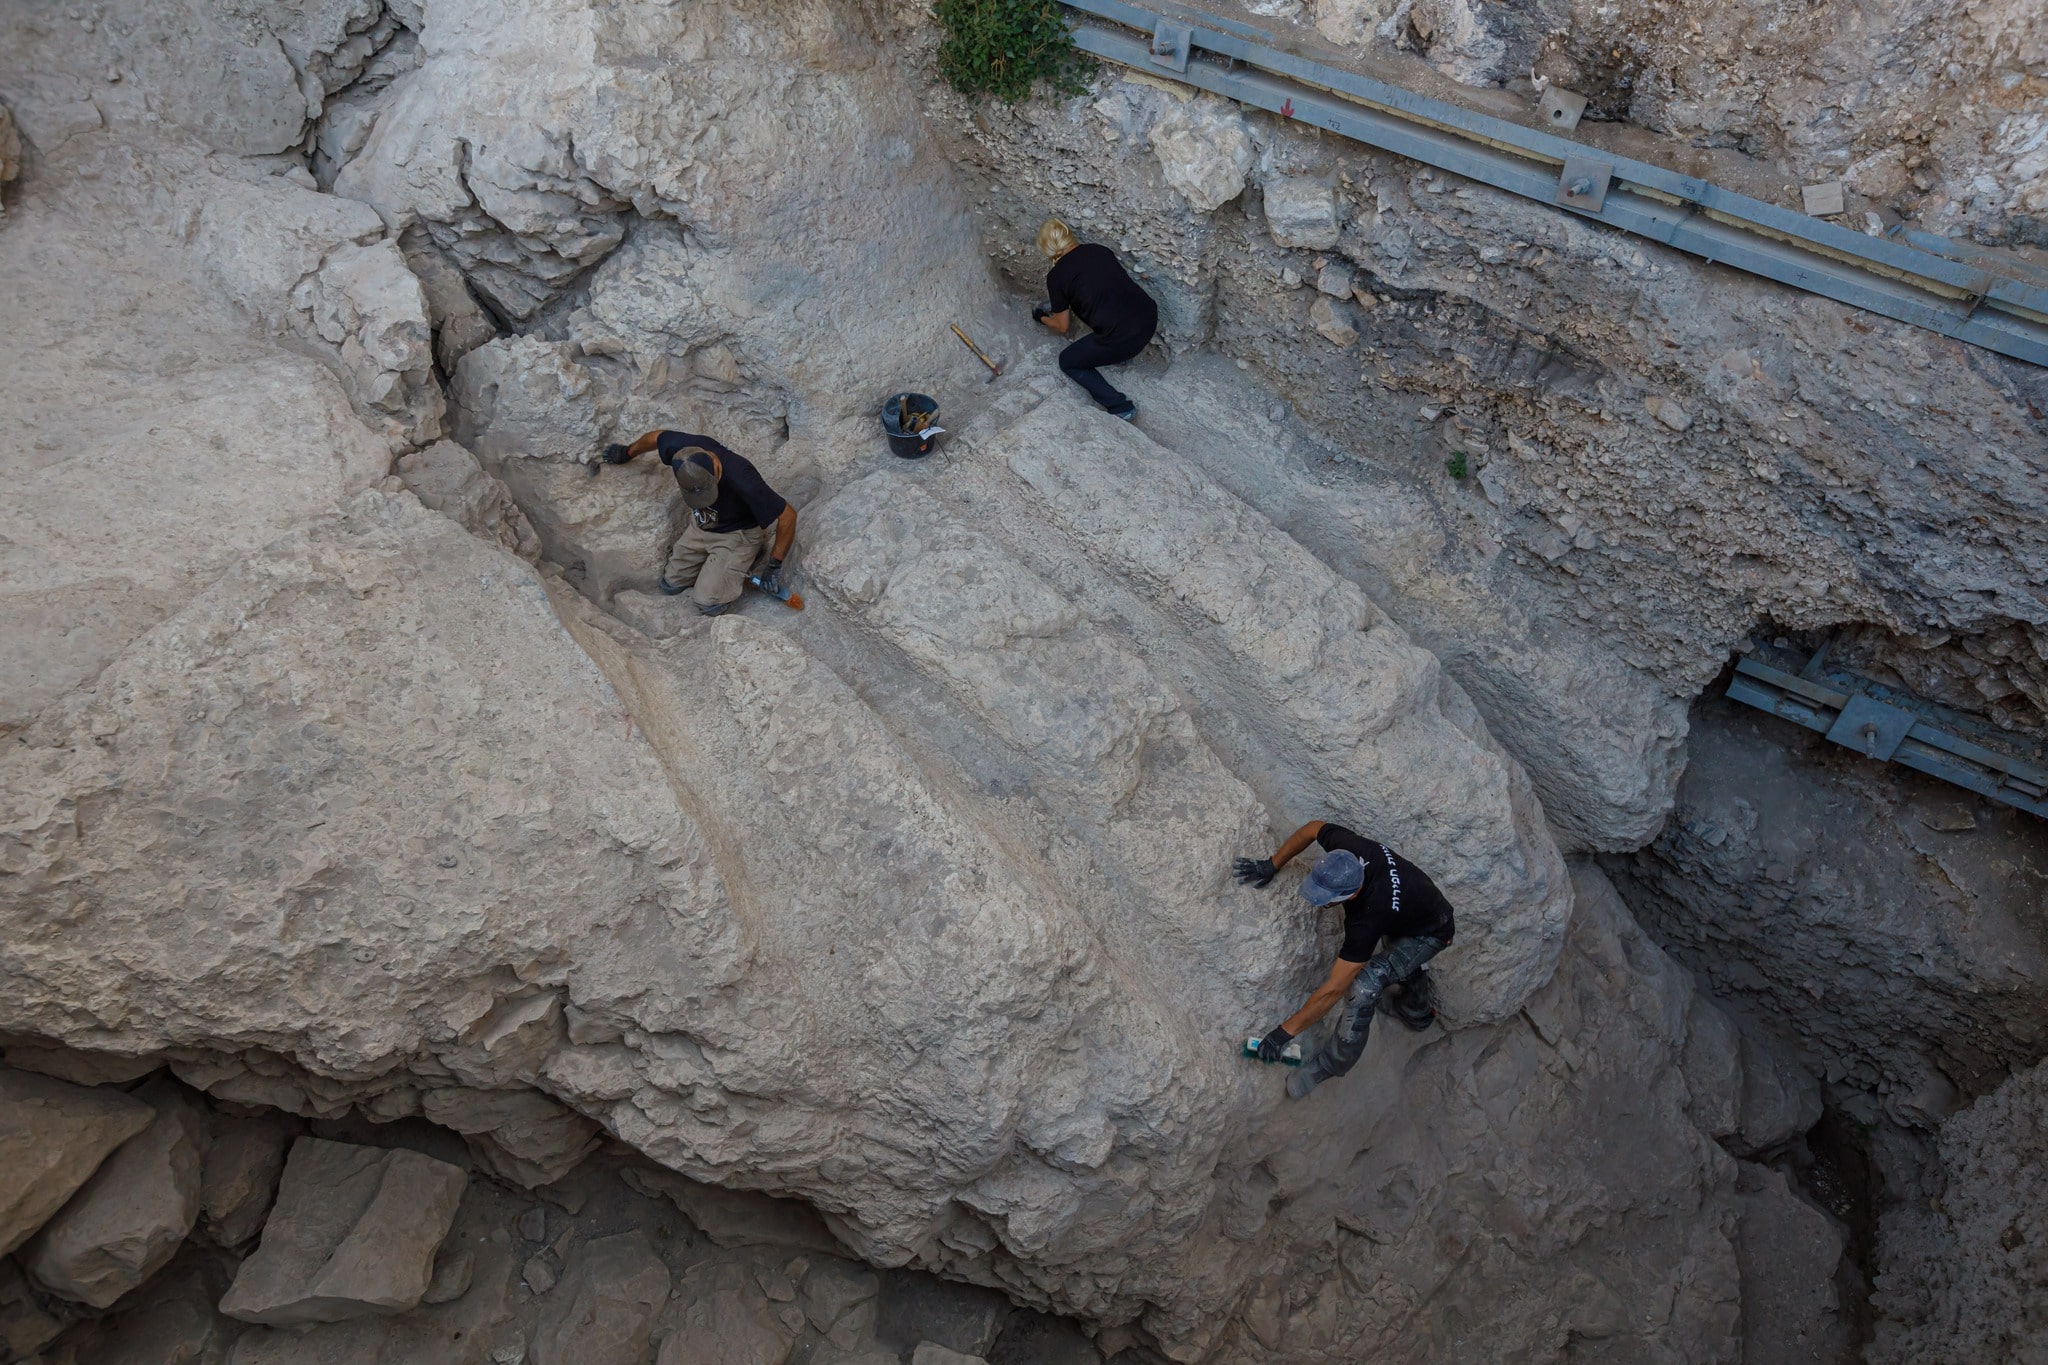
[1031,218,1158,421]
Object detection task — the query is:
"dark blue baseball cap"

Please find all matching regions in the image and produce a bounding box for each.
[1300,850,1365,905]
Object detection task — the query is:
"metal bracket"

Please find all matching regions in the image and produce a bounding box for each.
[1150,19,1192,72]
[1538,86,1587,131]
[1826,693,1918,761]
[1555,156,1612,213]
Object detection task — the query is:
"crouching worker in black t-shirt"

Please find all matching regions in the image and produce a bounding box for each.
[1234,820,1456,1099]
[601,430,796,616]
[1032,218,1158,422]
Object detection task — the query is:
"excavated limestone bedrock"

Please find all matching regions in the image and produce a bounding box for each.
[0,0,2041,1361]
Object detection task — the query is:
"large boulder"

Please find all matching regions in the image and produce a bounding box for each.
[0,1068,154,1258]
[987,402,1572,1020]
[219,1138,467,1326]
[329,0,1001,428]
[21,1081,205,1308]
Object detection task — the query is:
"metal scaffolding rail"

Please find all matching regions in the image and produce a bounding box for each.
[1061,0,2048,368]
[1725,648,2048,819]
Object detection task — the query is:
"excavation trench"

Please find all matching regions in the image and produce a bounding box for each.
[2,0,2046,1362]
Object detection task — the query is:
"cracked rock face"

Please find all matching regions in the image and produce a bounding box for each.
[4,0,2012,1358]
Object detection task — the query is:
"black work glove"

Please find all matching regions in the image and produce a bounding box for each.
[755,559,784,594]
[1233,856,1278,887]
[1257,1025,1295,1063]
[602,442,632,464]
[1031,303,1051,322]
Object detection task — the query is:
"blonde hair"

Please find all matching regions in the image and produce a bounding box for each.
[1036,217,1078,259]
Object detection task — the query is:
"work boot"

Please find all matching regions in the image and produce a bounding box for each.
[1286,1064,1324,1100]
[658,578,686,596]
[696,601,732,617]
[1383,974,1439,1032]
[1109,402,1137,422]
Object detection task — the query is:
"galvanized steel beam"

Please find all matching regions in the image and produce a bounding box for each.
[1062,0,2048,367]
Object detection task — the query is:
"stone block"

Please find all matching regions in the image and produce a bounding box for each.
[658,1263,801,1365]
[1263,176,1341,250]
[619,1168,849,1255]
[22,1082,204,1308]
[530,1231,670,1365]
[1309,295,1359,346]
[0,1067,155,1258]
[200,1114,291,1248]
[1801,181,1845,216]
[418,1088,602,1188]
[913,1345,990,1365]
[219,1138,467,1326]
[1148,98,1253,211]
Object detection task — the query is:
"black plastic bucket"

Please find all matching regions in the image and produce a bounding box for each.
[882,392,940,459]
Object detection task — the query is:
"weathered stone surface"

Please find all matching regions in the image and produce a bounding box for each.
[0,1257,73,1360]
[22,1081,205,1308]
[200,1115,292,1249]
[657,1262,799,1365]
[994,401,1571,1022]
[1307,294,1358,346]
[0,1043,161,1088]
[478,450,680,600]
[529,1231,670,1365]
[1147,97,1253,212]
[1733,1167,1849,1365]
[452,337,614,463]
[403,237,499,374]
[1261,177,1341,250]
[417,1087,602,1189]
[396,441,543,564]
[620,1168,849,1257]
[0,151,393,730]
[1609,698,2048,1127]
[219,1138,467,1326]
[0,1068,154,1258]
[1869,1057,2048,1363]
[332,0,1002,424]
[912,1344,989,1365]
[0,101,19,190]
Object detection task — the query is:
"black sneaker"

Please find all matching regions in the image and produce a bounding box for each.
[658,578,686,597]
[1108,402,1137,422]
[696,601,732,617]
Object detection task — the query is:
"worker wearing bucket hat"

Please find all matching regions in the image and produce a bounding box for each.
[1233,820,1456,1099]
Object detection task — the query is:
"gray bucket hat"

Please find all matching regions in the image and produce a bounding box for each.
[1299,850,1365,905]
[671,448,720,509]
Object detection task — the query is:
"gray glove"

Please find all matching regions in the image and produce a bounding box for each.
[755,559,784,594]
[1233,856,1278,887]
[1256,1025,1294,1063]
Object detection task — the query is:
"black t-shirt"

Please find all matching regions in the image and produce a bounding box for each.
[657,431,787,533]
[1046,244,1159,348]
[1315,823,1457,961]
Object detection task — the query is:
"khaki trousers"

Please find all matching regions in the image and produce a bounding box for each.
[664,521,767,608]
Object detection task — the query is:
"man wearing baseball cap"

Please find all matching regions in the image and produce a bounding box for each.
[1233,820,1456,1099]
[602,429,797,615]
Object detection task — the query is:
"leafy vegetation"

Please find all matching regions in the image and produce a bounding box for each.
[1445,451,1468,479]
[934,0,1087,103]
